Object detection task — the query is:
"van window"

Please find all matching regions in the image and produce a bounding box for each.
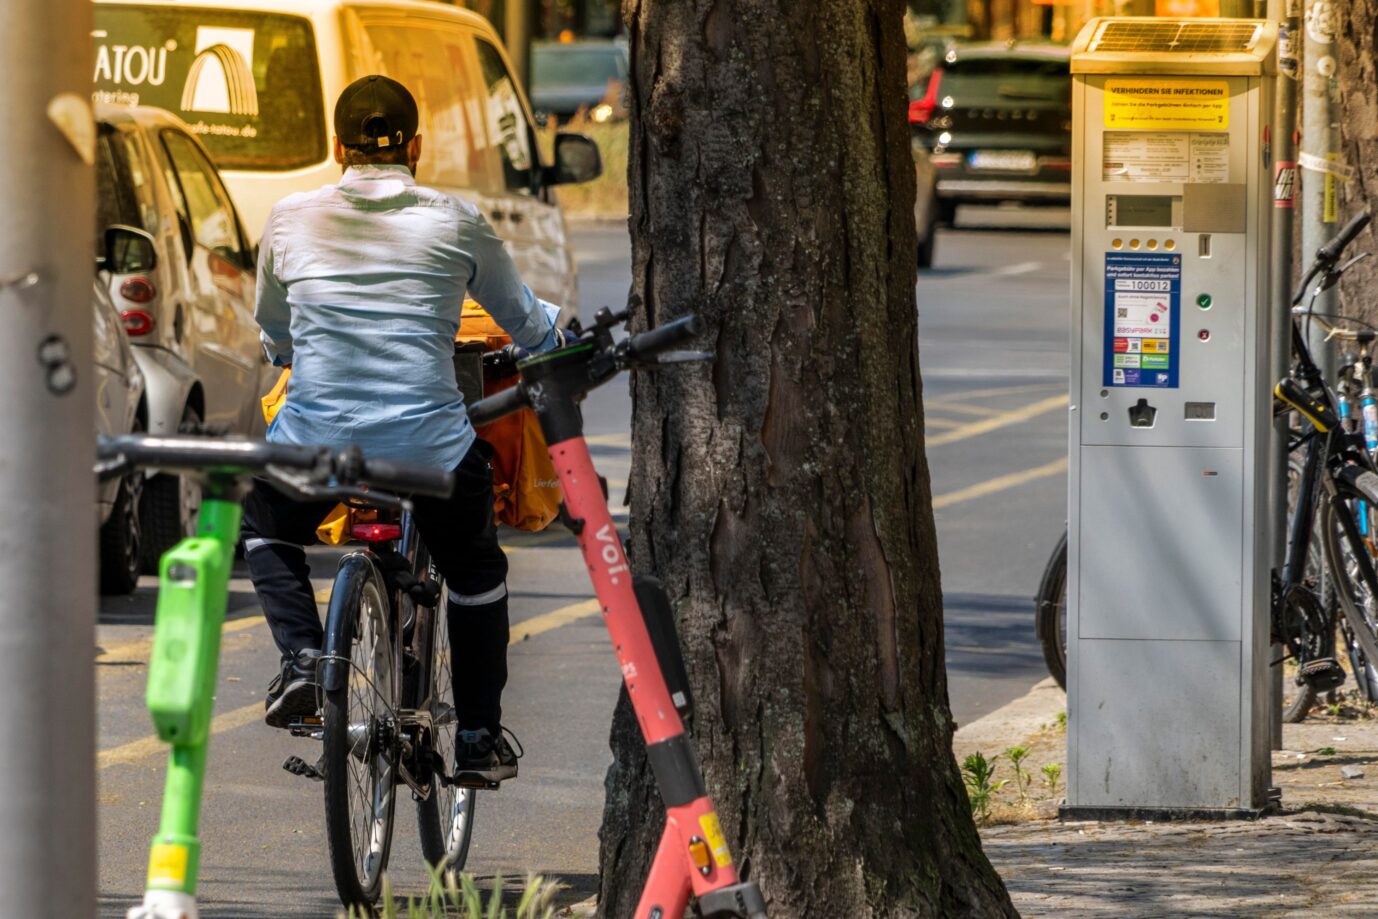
[356,21,487,192]
[92,6,326,171]
[161,130,247,268]
[475,39,538,196]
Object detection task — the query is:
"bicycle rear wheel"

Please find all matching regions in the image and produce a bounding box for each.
[1320,471,1378,704]
[323,569,398,908]
[416,596,478,872]
[1034,531,1067,691]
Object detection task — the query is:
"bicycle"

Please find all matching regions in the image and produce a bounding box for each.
[465,307,767,919]
[96,436,453,919]
[1035,211,1378,727]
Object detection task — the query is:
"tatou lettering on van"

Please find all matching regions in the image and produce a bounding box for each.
[92,39,172,87]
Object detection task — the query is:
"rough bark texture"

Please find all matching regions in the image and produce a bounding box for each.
[1336,0,1378,319]
[595,1,1015,916]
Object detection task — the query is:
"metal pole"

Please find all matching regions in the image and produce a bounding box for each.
[0,0,96,915]
[1268,0,1300,753]
[1301,0,1339,378]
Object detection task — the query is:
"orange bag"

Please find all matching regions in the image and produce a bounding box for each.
[457,301,562,533]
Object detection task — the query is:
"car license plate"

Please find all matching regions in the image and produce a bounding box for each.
[969,150,1036,171]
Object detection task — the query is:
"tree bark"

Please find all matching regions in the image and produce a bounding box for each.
[1335,0,1378,318]
[596,0,1015,915]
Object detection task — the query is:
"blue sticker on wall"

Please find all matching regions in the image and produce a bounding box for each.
[1103,252,1181,389]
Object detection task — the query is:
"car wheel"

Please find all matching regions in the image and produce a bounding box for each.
[917,222,937,270]
[936,199,958,228]
[139,403,203,573]
[98,418,144,595]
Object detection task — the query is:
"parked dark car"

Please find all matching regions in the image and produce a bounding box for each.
[909,42,1071,225]
[530,40,628,124]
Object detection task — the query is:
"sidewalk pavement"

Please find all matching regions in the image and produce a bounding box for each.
[959,679,1378,916]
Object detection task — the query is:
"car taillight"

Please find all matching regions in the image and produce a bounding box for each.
[119,277,156,304]
[1042,158,1073,171]
[909,69,944,125]
[120,309,156,337]
[931,153,963,168]
[352,523,402,543]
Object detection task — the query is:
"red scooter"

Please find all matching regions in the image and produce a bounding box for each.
[470,309,767,919]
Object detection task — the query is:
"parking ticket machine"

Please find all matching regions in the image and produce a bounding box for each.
[1065,19,1277,816]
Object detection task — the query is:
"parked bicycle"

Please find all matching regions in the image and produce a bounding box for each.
[1036,211,1378,727]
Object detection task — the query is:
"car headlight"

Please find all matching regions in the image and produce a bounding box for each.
[591,103,614,123]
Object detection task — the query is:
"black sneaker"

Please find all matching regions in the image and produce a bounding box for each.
[453,726,521,786]
[264,649,321,728]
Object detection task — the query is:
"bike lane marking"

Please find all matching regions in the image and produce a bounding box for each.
[924,394,1068,448]
[97,598,603,769]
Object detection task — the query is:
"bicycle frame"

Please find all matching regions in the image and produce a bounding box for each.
[130,481,243,919]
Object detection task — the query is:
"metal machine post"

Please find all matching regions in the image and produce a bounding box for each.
[1300,0,1341,381]
[1065,18,1277,818]
[0,0,97,913]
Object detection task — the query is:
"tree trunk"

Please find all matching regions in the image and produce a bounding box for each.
[596,1,1015,915]
[1335,0,1378,319]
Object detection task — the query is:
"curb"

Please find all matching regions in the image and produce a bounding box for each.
[953,677,1066,760]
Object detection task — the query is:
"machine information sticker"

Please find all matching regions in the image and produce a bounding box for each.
[1104,252,1181,389]
[1104,79,1230,131]
[1103,132,1230,183]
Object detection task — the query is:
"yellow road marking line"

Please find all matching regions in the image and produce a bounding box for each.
[925,382,1063,406]
[98,599,602,769]
[924,394,1068,448]
[934,402,1001,417]
[98,613,264,663]
[583,432,630,447]
[932,456,1067,510]
[924,417,961,429]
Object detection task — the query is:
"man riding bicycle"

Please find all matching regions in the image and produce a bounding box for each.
[243,75,563,783]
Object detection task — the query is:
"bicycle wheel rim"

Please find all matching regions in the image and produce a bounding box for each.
[325,574,397,905]
[1321,478,1378,681]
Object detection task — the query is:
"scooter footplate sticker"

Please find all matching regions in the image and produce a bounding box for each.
[699,813,733,867]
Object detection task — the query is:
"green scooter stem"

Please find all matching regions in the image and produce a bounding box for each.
[140,494,242,897]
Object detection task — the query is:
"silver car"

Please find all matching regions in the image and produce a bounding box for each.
[91,239,146,594]
[96,105,274,569]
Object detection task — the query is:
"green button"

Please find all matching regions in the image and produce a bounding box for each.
[1196,293,1213,309]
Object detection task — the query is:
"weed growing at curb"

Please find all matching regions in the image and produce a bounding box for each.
[1005,745,1032,807]
[1041,763,1062,796]
[962,751,1008,823]
[340,868,558,919]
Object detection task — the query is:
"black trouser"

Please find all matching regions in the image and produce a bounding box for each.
[241,440,510,733]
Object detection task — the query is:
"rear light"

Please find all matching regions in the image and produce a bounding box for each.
[1042,158,1073,171]
[931,153,963,168]
[909,69,944,125]
[120,309,156,337]
[352,523,402,543]
[119,277,156,304]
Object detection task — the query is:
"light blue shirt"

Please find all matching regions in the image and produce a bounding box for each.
[255,165,559,471]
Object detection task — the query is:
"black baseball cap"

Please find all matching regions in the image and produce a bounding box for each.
[334,75,419,149]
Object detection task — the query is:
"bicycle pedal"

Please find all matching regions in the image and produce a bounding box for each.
[452,770,502,790]
[287,715,323,738]
[283,754,326,782]
[1300,658,1346,691]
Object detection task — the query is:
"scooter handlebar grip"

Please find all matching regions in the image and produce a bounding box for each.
[625,315,705,360]
[468,381,530,427]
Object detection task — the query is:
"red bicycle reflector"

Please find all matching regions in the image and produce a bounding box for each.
[352,523,402,543]
[119,277,156,303]
[687,836,712,874]
[120,308,156,337]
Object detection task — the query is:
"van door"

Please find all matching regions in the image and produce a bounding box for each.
[472,36,572,309]
[158,128,259,431]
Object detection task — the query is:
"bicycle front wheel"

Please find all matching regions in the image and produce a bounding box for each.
[323,569,398,908]
[1034,531,1067,691]
[416,597,478,872]
[1320,471,1378,700]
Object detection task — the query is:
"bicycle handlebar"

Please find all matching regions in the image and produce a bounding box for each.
[95,435,454,499]
[468,381,529,427]
[1293,209,1373,305]
[624,315,706,361]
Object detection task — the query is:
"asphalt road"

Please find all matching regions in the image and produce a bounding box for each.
[95,207,1069,914]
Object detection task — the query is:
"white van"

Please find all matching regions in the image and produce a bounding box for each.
[92,0,601,318]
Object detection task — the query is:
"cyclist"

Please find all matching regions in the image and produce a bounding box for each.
[243,75,563,783]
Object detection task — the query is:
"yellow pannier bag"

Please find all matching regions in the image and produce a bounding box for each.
[256,300,561,539]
